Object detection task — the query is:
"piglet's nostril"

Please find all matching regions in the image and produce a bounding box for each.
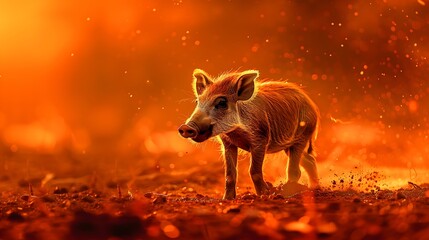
[178,124,197,138]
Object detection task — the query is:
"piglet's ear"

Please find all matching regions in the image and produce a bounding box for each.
[236,70,258,101]
[193,69,213,96]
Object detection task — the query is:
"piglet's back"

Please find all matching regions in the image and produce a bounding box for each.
[237,81,319,149]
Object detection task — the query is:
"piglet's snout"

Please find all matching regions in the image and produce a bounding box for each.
[178,124,198,138]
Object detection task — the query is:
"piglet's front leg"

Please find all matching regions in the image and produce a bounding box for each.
[250,146,269,196]
[222,143,238,200]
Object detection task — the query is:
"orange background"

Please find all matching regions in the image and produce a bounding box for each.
[0,1,428,185]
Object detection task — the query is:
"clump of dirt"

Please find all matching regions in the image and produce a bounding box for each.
[328,170,387,193]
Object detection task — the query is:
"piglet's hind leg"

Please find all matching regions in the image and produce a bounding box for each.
[300,152,319,188]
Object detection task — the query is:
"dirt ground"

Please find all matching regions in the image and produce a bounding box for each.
[1,157,429,240]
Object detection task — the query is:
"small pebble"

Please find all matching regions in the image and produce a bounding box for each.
[396,192,406,200]
[152,195,167,204]
[21,195,30,201]
[144,192,153,199]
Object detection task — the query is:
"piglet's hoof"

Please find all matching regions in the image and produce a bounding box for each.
[223,191,236,200]
[255,182,270,196]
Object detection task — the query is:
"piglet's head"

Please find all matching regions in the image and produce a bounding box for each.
[178,69,259,142]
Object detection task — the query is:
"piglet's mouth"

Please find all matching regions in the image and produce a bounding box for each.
[190,123,213,143]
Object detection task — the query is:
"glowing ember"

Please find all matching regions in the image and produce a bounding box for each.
[162,224,180,238]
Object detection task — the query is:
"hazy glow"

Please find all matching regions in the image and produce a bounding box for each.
[0,1,428,188]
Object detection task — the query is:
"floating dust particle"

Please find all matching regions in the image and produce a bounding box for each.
[251,44,259,52]
[283,221,313,234]
[408,100,418,112]
[163,224,180,238]
[321,74,328,80]
[147,225,161,237]
[316,222,337,235]
[311,74,318,80]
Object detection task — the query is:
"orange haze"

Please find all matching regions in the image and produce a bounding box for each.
[0,1,428,189]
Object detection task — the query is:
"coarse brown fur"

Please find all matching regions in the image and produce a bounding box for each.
[178,69,320,200]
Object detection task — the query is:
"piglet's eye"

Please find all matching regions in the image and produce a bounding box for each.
[214,97,228,109]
